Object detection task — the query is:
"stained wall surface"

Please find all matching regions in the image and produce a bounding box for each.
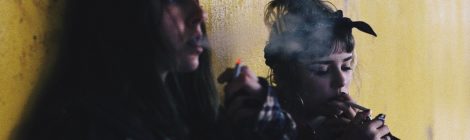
[0,0,62,139]
[1,0,469,140]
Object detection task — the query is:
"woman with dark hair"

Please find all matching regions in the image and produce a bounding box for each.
[12,0,222,139]
[260,0,397,139]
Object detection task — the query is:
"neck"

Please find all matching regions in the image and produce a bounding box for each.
[276,86,323,124]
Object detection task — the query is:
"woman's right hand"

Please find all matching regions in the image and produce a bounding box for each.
[217,66,265,122]
[317,93,358,122]
[337,110,391,140]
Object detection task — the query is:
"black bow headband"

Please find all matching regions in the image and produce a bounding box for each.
[335,10,377,37]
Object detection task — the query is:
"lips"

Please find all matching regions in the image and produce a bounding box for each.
[193,46,203,54]
[186,38,203,54]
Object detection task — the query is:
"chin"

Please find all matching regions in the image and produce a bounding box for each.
[177,57,200,72]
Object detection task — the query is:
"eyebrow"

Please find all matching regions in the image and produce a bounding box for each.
[311,56,353,64]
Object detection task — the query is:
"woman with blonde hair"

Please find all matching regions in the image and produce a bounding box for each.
[260,0,397,139]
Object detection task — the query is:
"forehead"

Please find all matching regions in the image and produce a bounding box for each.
[315,52,353,61]
[295,36,353,60]
[297,52,353,64]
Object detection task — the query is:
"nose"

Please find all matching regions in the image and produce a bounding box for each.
[331,68,346,89]
[187,1,204,27]
[188,4,204,39]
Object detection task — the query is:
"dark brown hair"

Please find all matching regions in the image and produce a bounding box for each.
[12,0,218,139]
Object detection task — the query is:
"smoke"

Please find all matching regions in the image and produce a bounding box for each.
[264,12,340,67]
[263,0,378,68]
[188,35,210,49]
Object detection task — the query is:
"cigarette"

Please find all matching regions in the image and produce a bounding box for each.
[233,58,241,78]
[345,102,369,111]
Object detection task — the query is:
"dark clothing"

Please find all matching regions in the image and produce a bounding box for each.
[222,79,297,140]
[14,78,298,140]
[15,96,160,140]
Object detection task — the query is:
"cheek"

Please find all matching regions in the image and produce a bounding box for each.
[301,76,330,100]
[162,16,178,45]
[162,7,186,47]
[302,76,321,89]
[344,71,353,88]
[299,77,332,113]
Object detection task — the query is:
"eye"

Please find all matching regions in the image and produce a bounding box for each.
[309,65,329,76]
[314,69,328,76]
[341,65,352,71]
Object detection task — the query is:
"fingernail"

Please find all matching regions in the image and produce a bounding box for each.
[376,114,386,120]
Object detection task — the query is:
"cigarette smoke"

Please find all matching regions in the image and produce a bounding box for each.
[263,0,374,68]
[264,1,341,67]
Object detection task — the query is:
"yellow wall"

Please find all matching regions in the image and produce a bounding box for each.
[0,0,63,139]
[0,0,469,140]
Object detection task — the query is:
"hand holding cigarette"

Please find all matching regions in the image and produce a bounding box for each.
[320,93,399,140]
[217,59,262,96]
[217,59,264,120]
[337,93,399,140]
[327,92,361,120]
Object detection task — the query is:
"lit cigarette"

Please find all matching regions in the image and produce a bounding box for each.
[345,102,369,111]
[233,58,241,78]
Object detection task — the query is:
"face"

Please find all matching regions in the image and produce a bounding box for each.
[161,0,206,72]
[296,52,354,114]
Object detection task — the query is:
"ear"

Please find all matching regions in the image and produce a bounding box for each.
[352,21,377,37]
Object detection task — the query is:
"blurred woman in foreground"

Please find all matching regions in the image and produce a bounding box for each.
[13,0,222,139]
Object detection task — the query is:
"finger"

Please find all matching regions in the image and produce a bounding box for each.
[240,66,259,82]
[377,125,390,138]
[223,73,246,97]
[329,101,356,119]
[368,119,385,129]
[217,68,234,83]
[339,103,356,119]
[243,75,262,94]
[337,93,361,111]
[351,110,370,125]
[236,66,262,94]
[344,106,357,119]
